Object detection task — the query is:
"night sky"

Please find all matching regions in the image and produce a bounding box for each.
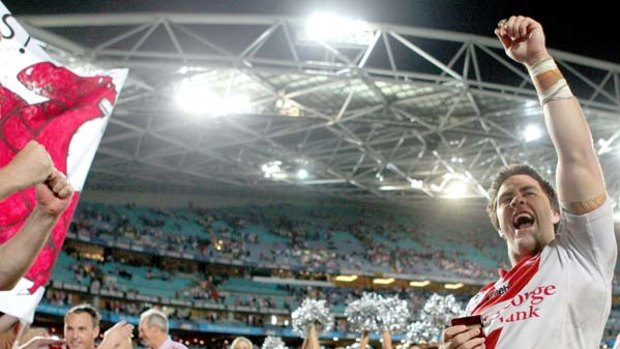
[3,0,618,64]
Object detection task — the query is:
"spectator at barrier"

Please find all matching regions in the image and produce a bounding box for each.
[65,304,133,349]
[230,336,253,349]
[139,308,187,349]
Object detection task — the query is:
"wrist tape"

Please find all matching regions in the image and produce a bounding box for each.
[528,58,574,106]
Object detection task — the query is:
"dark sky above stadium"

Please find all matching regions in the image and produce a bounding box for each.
[3,0,618,64]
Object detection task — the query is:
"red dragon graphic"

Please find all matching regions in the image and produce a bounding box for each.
[0,61,117,292]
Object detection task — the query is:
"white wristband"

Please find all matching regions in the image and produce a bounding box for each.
[527,58,574,106]
[538,78,574,106]
[528,58,558,79]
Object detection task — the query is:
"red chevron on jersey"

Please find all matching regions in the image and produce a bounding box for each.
[469,253,541,316]
[485,328,502,349]
[464,200,616,348]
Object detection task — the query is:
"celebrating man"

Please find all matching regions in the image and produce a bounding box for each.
[440,16,616,349]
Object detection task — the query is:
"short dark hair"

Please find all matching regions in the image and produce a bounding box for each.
[65,304,101,329]
[487,163,560,230]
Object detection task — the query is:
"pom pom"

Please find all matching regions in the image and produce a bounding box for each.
[292,298,334,338]
[404,320,440,344]
[422,293,464,326]
[345,292,383,333]
[377,296,410,332]
[262,336,287,349]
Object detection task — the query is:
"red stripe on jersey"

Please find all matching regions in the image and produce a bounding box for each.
[471,253,541,315]
[485,328,502,349]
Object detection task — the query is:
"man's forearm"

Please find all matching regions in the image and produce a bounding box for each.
[528,58,594,163]
[0,208,58,290]
[359,331,369,349]
[381,330,392,349]
[0,169,20,201]
[528,57,605,205]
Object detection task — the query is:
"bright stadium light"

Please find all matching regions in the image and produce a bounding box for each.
[379,185,406,191]
[430,173,483,199]
[304,12,374,46]
[409,280,431,287]
[297,169,309,180]
[372,277,395,285]
[445,179,468,198]
[523,124,542,142]
[175,82,214,112]
[444,282,464,290]
[334,275,358,282]
[276,98,301,117]
[174,75,252,116]
[175,88,251,116]
[261,161,287,180]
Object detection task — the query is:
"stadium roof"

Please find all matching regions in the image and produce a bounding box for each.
[12,7,620,207]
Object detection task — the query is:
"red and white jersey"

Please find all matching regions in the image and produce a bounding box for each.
[466,198,617,349]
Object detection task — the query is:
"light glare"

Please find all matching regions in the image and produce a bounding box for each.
[445,180,468,198]
[297,169,309,179]
[175,77,251,116]
[305,13,373,45]
[523,124,542,142]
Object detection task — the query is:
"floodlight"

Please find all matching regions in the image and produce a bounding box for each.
[175,76,251,116]
[334,275,358,282]
[303,12,374,46]
[297,169,309,179]
[444,282,464,290]
[444,179,468,198]
[523,124,542,142]
[372,277,395,285]
[409,280,431,287]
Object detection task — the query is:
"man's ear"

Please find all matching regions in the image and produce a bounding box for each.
[93,326,100,340]
[551,209,560,224]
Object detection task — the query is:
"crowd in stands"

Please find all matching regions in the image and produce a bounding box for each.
[69,202,501,282]
[45,200,620,344]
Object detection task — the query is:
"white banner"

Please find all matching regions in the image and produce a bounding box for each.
[0,1,128,322]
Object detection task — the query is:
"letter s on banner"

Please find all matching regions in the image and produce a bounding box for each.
[1,13,16,39]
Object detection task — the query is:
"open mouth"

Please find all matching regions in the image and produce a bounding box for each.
[512,212,535,230]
